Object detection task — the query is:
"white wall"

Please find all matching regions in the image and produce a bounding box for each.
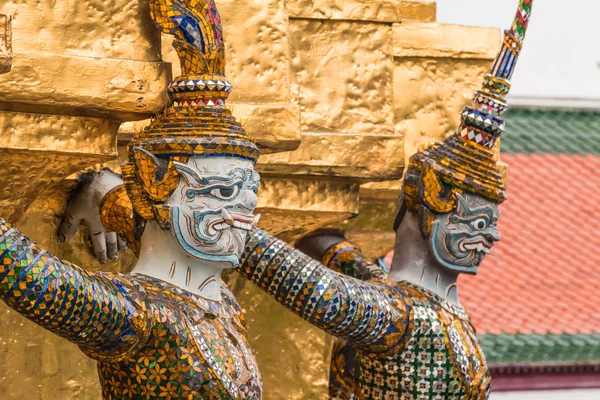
[437,0,600,108]
[492,389,600,399]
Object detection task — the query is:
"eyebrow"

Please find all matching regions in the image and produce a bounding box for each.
[174,163,209,186]
[458,198,496,221]
[174,164,249,187]
[466,206,495,221]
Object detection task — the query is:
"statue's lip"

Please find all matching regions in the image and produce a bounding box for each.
[462,239,493,254]
[228,211,255,224]
[221,209,259,231]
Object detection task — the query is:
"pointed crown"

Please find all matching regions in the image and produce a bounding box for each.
[128,0,259,162]
[402,0,533,219]
[122,0,259,224]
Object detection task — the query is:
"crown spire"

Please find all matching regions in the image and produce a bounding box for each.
[150,0,231,107]
[460,0,533,149]
[402,0,534,216]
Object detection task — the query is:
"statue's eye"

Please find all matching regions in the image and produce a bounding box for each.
[210,186,239,200]
[471,218,487,230]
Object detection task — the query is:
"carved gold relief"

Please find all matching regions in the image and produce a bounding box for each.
[289,18,394,135]
[0,14,11,74]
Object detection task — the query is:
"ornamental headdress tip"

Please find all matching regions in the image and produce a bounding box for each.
[129,0,259,162]
[402,0,533,217]
[122,0,260,224]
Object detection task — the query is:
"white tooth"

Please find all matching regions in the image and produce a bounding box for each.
[233,220,243,229]
[221,209,234,225]
[243,223,251,231]
[252,214,261,225]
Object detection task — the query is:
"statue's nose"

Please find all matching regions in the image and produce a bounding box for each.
[484,230,501,243]
[240,188,258,209]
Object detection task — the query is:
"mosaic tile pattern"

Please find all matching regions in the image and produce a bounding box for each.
[100,185,141,256]
[323,241,387,281]
[97,274,262,400]
[0,218,262,399]
[402,0,533,220]
[0,218,145,356]
[239,228,491,398]
[121,0,261,226]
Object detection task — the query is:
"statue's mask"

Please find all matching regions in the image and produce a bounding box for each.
[166,157,260,266]
[428,193,501,275]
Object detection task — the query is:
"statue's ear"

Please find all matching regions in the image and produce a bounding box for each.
[419,162,456,213]
[132,147,184,202]
[418,206,436,239]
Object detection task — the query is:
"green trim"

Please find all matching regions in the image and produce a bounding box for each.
[502,109,600,155]
[479,333,600,365]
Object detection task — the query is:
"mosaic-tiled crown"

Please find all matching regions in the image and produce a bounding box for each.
[403,0,532,216]
[123,0,260,222]
[130,0,259,162]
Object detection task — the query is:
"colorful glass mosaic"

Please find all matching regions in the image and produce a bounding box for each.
[0,218,262,399]
[239,228,491,399]
[401,0,533,224]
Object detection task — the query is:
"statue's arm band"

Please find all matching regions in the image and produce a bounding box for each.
[238,228,404,348]
[0,218,147,358]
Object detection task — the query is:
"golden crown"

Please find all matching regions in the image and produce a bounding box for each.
[403,0,533,219]
[129,0,259,162]
[122,0,260,223]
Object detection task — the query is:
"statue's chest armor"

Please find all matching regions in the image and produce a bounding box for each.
[97,281,262,400]
[356,301,491,400]
[185,312,261,399]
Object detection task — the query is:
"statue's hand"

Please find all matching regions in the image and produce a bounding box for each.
[57,169,125,263]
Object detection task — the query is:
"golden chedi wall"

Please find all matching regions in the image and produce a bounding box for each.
[0,1,500,398]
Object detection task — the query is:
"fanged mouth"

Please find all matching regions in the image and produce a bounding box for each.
[461,239,493,254]
[205,209,260,235]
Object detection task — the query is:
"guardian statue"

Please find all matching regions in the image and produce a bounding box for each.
[0,0,533,399]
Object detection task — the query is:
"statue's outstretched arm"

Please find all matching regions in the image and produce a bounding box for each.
[238,228,411,353]
[296,233,388,281]
[0,218,149,360]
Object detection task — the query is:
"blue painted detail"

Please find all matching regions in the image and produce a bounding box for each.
[31,259,53,311]
[48,266,77,323]
[171,206,239,266]
[429,222,479,274]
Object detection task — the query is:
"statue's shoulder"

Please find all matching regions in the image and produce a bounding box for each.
[220,282,248,330]
[80,272,153,362]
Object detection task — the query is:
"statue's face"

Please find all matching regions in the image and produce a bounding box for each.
[167,157,260,266]
[428,193,501,275]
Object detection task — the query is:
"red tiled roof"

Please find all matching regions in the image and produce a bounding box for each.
[460,153,600,336]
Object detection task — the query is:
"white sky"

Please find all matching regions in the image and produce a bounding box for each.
[437,0,600,108]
